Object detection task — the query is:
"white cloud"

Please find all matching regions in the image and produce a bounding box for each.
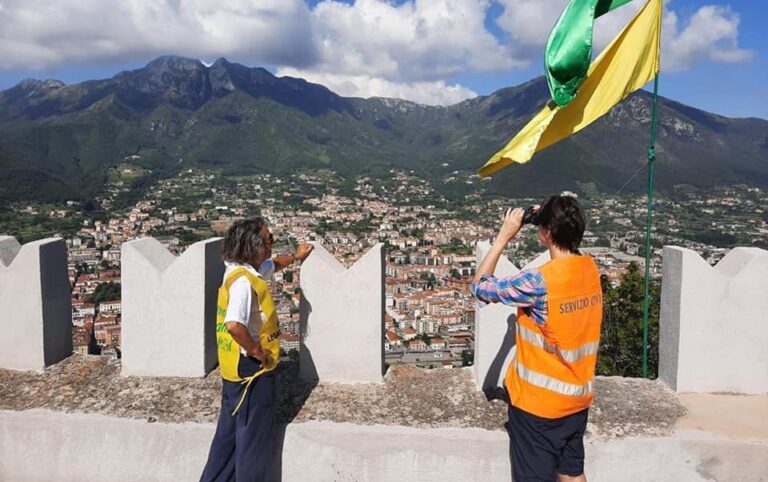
[308,0,520,81]
[0,0,316,70]
[0,0,754,105]
[277,67,478,105]
[662,4,752,71]
[494,0,752,74]
[494,0,640,57]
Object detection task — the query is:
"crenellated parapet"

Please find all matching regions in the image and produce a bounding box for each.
[1,232,766,400]
[120,237,224,377]
[299,242,385,383]
[659,246,768,394]
[0,236,72,370]
[0,236,767,481]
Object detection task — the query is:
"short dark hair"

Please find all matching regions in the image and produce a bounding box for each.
[537,194,586,254]
[221,216,269,264]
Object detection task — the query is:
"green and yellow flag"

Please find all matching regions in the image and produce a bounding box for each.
[546,0,635,107]
[479,0,661,177]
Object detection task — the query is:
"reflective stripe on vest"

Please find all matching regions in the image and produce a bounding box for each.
[516,361,594,397]
[517,324,600,364]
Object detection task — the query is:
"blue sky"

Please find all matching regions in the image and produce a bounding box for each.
[0,0,764,118]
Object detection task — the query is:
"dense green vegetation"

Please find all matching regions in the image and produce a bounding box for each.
[149,227,207,245]
[438,238,473,255]
[597,262,661,378]
[88,282,121,304]
[0,207,83,243]
[315,217,375,236]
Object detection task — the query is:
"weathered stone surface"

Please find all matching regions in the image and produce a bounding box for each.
[0,237,72,371]
[588,376,687,438]
[299,242,385,383]
[660,246,768,394]
[0,355,685,439]
[121,237,224,378]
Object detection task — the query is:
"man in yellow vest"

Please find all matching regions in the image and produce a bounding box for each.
[201,216,313,482]
[472,194,602,482]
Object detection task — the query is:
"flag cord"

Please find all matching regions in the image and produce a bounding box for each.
[612,159,649,197]
[642,73,660,378]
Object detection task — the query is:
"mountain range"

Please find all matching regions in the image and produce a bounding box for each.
[0,55,766,202]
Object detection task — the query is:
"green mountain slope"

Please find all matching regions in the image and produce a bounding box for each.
[0,56,765,202]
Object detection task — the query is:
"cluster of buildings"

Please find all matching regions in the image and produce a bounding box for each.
[69,268,122,357]
[13,164,763,365]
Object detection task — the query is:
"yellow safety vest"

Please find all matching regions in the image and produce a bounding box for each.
[216,267,281,414]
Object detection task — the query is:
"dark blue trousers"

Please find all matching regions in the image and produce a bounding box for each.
[201,357,277,482]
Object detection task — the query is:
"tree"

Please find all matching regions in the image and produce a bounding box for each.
[594,237,611,247]
[87,282,121,304]
[597,264,661,378]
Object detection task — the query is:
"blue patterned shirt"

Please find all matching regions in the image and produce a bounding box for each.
[471,269,548,325]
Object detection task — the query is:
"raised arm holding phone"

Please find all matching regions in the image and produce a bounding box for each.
[472,194,603,482]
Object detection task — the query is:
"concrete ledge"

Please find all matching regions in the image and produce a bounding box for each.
[1,357,765,482]
[1,410,766,482]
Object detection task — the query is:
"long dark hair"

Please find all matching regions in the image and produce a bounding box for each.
[221,216,268,265]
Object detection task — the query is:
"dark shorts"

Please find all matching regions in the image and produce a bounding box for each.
[506,404,589,482]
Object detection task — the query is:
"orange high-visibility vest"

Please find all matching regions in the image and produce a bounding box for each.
[505,256,602,419]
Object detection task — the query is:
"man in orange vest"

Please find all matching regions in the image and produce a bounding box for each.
[472,193,602,482]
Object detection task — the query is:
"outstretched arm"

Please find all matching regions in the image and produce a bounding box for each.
[273,243,314,272]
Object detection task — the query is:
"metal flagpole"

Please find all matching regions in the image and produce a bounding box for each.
[642,73,660,378]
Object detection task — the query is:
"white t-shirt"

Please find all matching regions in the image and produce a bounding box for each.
[223,260,275,355]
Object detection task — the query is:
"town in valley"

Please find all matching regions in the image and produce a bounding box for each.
[2,162,765,368]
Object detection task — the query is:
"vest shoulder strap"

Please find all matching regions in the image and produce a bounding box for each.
[223,267,269,296]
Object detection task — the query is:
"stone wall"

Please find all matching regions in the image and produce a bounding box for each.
[299,242,385,383]
[3,232,766,399]
[659,246,768,394]
[121,237,224,377]
[2,408,765,482]
[0,234,386,384]
[0,236,71,370]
